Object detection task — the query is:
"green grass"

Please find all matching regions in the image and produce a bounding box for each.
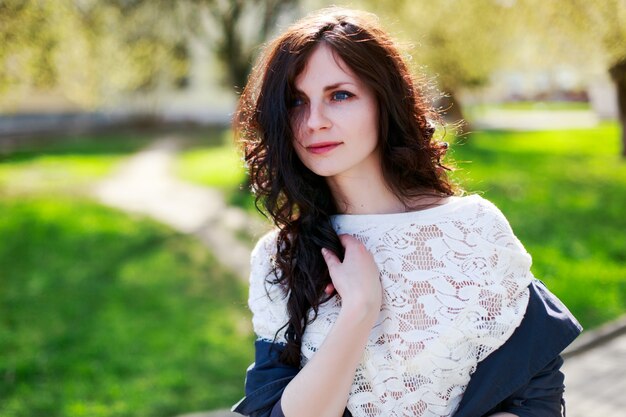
[175,130,258,214]
[464,101,592,123]
[0,132,155,196]
[0,197,253,417]
[450,122,626,329]
[0,131,254,416]
[176,130,245,189]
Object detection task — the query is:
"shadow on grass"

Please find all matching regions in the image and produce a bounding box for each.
[0,197,253,417]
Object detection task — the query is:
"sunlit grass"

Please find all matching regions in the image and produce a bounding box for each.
[0,132,155,195]
[465,100,592,116]
[0,154,119,194]
[175,130,258,214]
[176,130,246,190]
[450,121,626,328]
[0,131,254,416]
[0,197,253,417]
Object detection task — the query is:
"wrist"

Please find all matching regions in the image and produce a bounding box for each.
[339,300,380,325]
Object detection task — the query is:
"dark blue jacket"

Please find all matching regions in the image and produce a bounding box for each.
[232,280,582,417]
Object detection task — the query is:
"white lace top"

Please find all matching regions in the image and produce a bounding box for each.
[247,195,534,417]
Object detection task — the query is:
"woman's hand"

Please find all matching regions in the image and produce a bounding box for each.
[321,234,382,320]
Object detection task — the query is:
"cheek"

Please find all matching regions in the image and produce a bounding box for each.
[356,103,379,146]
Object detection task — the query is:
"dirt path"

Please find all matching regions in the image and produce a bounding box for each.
[93,136,270,282]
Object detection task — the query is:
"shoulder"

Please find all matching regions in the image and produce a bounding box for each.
[456,194,509,224]
[441,195,533,287]
[458,194,526,250]
[420,194,509,226]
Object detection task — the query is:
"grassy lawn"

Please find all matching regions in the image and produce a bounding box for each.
[0,131,156,195]
[464,101,592,119]
[175,130,258,215]
[0,132,254,417]
[450,122,626,329]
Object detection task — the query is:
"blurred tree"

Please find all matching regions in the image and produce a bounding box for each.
[358,0,626,155]
[0,0,190,109]
[515,0,626,157]
[0,1,59,93]
[0,0,302,109]
[181,0,301,91]
[357,0,520,128]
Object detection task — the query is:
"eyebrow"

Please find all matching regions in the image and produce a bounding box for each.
[323,82,355,92]
[295,82,356,95]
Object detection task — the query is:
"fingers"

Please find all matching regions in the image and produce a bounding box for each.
[323,235,365,264]
[339,234,368,259]
[321,247,340,268]
[338,233,358,247]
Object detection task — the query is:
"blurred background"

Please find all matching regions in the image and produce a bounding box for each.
[1,0,625,416]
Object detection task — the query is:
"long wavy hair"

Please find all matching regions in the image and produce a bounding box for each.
[234,7,458,367]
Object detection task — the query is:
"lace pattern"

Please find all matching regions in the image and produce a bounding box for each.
[248,195,533,417]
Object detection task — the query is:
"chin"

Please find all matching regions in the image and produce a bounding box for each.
[306,164,344,178]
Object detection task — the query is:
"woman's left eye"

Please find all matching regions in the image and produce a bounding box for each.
[332,91,354,101]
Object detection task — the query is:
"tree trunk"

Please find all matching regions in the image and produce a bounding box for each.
[609,59,626,158]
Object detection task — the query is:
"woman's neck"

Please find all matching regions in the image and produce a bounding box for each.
[326,170,449,216]
[326,169,407,215]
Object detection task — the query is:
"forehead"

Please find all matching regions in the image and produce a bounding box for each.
[294,44,360,91]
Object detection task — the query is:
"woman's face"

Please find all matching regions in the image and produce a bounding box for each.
[291,44,380,180]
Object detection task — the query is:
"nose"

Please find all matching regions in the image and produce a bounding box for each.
[306,101,331,131]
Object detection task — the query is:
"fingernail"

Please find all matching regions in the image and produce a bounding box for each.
[321,248,328,256]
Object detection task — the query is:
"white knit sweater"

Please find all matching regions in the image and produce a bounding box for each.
[247,195,533,417]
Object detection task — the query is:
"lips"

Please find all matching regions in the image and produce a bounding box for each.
[307,141,343,155]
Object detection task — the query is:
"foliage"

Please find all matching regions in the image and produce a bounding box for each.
[182,0,301,90]
[516,0,626,156]
[356,0,516,92]
[345,0,527,125]
[0,0,303,109]
[511,0,626,72]
[451,122,626,328]
[0,0,190,109]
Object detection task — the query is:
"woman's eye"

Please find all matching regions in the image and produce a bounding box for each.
[332,91,354,101]
[290,97,305,107]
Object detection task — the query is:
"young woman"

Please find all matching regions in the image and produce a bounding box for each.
[231,7,581,417]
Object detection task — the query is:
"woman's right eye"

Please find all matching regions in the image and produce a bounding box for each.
[290,97,304,107]
[332,91,354,101]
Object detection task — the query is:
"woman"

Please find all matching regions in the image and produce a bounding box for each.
[231,7,581,417]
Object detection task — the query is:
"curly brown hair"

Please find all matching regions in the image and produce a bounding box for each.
[234,6,458,367]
